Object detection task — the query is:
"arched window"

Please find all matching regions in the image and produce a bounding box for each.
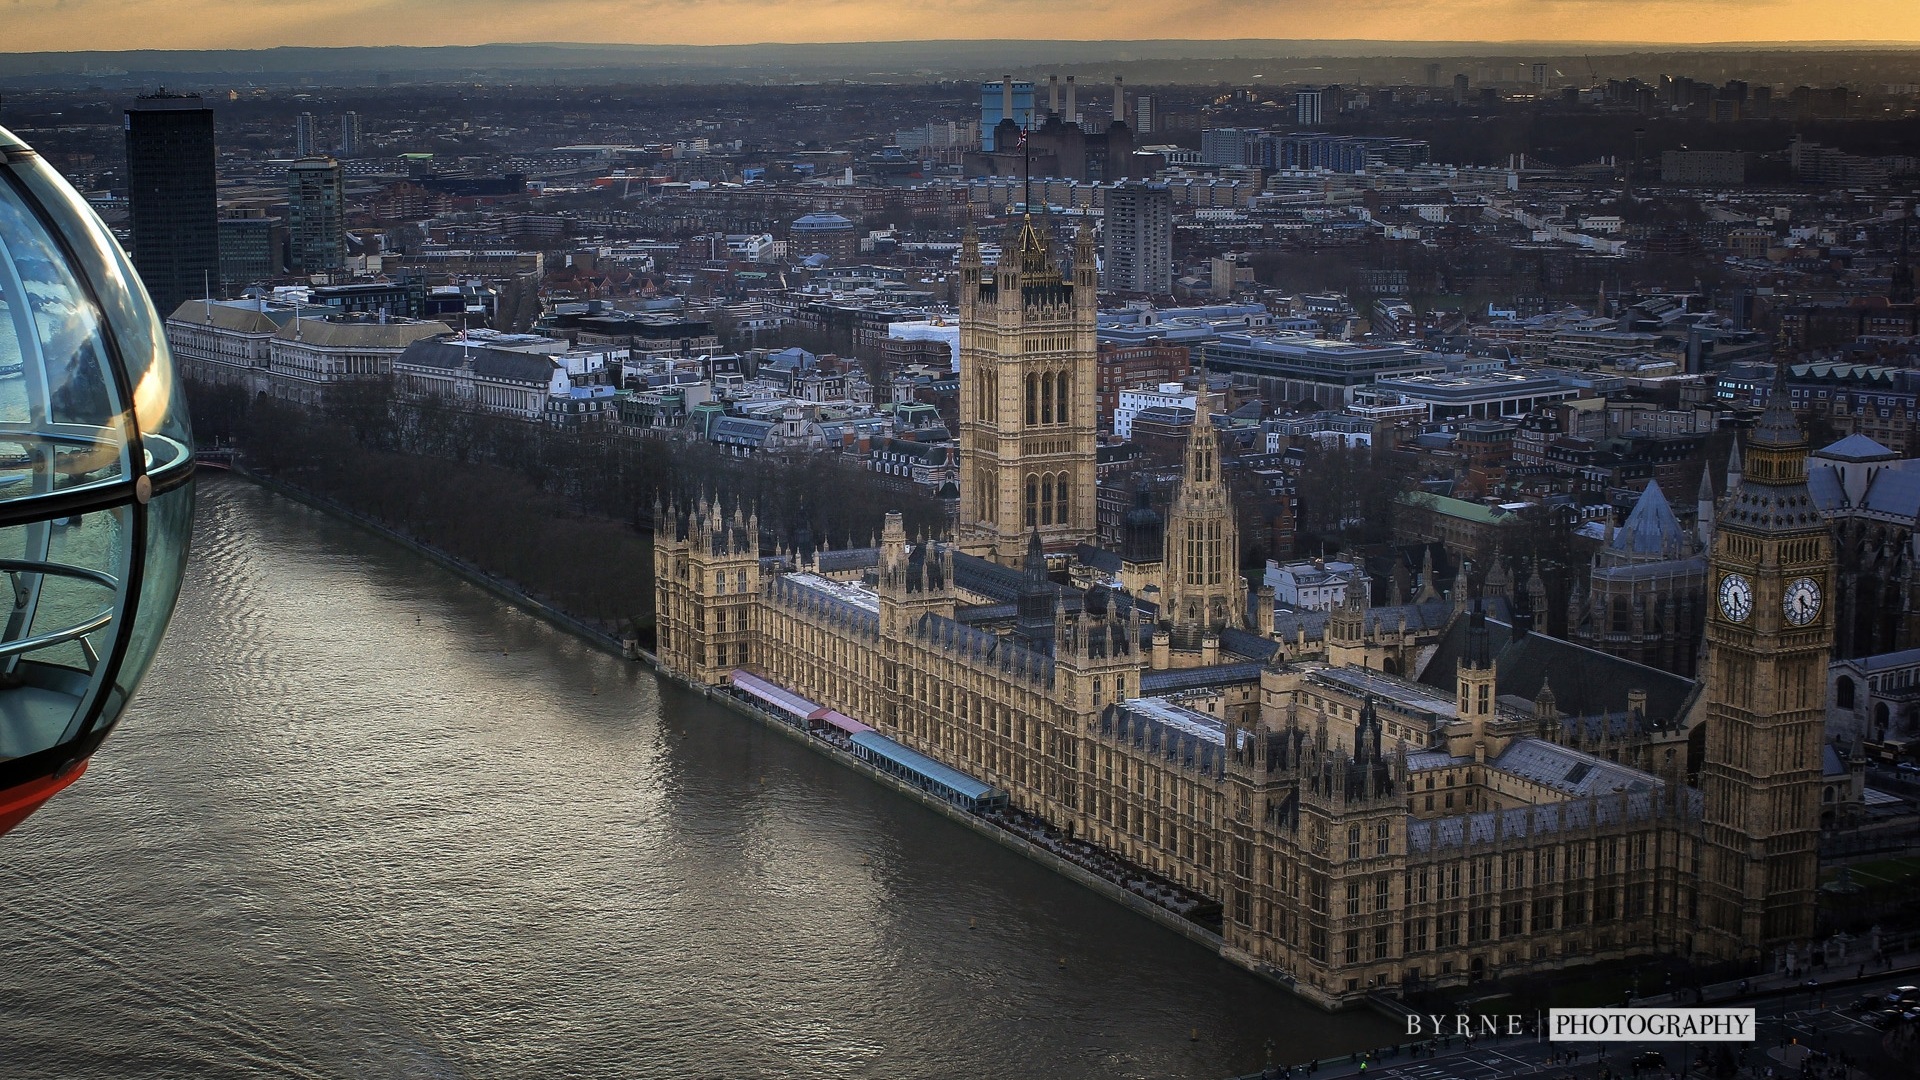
[1025,474,1039,528]
[1026,373,1038,425]
[1837,674,1856,710]
[1055,370,1069,425]
[1041,372,1054,424]
[1040,475,1055,525]
[1054,473,1069,526]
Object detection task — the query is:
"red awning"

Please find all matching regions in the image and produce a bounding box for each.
[818,710,874,736]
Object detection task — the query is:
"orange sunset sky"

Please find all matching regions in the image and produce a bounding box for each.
[5,1,1919,54]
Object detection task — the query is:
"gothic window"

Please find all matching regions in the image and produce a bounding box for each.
[1040,475,1055,525]
[1054,475,1069,526]
[1040,372,1054,424]
[1025,474,1039,528]
[1026,373,1038,425]
[1055,369,1069,424]
[1837,675,1856,710]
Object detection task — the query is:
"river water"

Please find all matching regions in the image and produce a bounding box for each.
[0,477,1394,1079]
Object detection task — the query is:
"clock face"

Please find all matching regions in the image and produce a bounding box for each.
[1718,573,1754,623]
[1783,576,1822,626]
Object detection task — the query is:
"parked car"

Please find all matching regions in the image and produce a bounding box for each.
[1883,985,1919,1005]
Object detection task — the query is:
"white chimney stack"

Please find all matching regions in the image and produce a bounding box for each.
[1114,75,1125,126]
[1048,74,1060,116]
[1065,76,1077,126]
[1002,75,1014,123]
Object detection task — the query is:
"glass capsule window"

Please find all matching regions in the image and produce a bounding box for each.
[0,125,194,803]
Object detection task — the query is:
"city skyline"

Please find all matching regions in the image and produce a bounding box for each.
[6,3,1920,54]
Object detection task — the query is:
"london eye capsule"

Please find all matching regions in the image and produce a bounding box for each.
[0,126,194,835]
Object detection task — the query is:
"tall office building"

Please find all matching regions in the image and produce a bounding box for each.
[1294,89,1324,126]
[295,111,318,156]
[1452,73,1471,105]
[1199,127,1251,167]
[218,209,280,291]
[287,156,345,276]
[1133,95,1153,134]
[1102,182,1171,296]
[338,111,362,156]
[125,94,220,315]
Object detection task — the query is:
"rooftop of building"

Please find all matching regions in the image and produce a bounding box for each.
[276,315,452,349]
[1115,696,1227,746]
[1491,738,1660,797]
[1418,613,1696,727]
[1815,433,1902,463]
[1304,664,1457,724]
[1611,480,1693,561]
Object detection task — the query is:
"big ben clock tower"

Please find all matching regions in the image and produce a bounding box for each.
[1698,362,1831,963]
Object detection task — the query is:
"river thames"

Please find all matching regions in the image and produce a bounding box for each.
[0,477,1394,1079]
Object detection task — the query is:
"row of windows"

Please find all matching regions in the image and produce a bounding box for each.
[1024,473,1072,528]
[1025,370,1075,427]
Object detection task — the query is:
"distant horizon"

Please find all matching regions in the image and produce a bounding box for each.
[11,37,1920,56]
[6,0,1920,56]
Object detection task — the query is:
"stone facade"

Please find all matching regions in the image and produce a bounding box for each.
[656,472,1827,1006]
[956,217,1100,564]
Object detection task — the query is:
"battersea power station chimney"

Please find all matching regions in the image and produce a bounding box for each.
[1114,75,1125,125]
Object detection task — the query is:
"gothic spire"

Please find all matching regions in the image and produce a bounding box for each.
[1750,358,1806,449]
[1464,601,1494,669]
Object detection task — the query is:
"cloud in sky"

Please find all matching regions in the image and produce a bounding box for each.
[6,0,1917,52]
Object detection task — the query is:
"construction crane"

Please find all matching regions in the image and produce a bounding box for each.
[1585,55,1599,89]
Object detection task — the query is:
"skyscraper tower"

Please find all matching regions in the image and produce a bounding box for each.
[956,216,1099,565]
[1698,363,1831,961]
[1103,182,1171,296]
[124,94,219,315]
[338,111,362,156]
[287,156,345,276]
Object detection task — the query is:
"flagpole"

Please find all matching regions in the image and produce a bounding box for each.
[1023,117,1032,214]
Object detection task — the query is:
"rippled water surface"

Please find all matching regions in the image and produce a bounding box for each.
[0,478,1393,1079]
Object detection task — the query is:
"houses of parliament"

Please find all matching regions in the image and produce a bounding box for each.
[655,224,1833,1008]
